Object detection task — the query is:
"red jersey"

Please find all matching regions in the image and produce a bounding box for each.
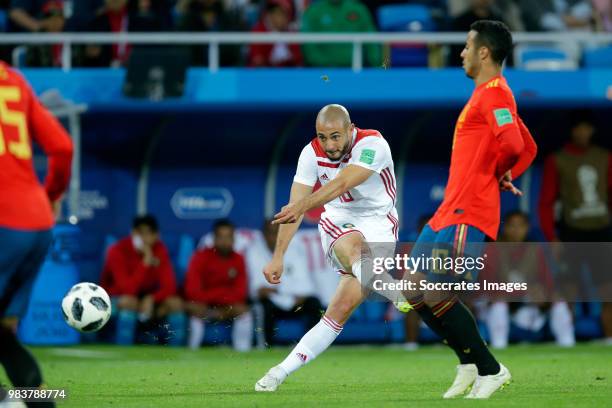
[247,20,303,67]
[429,75,537,239]
[184,248,247,305]
[0,62,73,231]
[100,237,177,302]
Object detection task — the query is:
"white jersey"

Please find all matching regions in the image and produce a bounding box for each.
[293,128,397,218]
[245,233,316,310]
[294,228,338,306]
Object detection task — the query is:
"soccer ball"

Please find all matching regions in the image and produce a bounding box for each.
[61,282,112,332]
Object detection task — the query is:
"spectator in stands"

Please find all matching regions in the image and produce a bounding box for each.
[485,211,575,348]
[101,215,185,346]
[448,0,506,66]
[593,0,612,32]
[9,0,64,33]
[362,0,448,30]
[290,0,308,26]
[176,0,245,66]
[248,0,302,67]
[539,110,612,344]
[519,0,592,32]
[67,0,104,31]
[9,0,65,66]
[361,0,408,24]
[184,219,253,351]
[128,0,171,31]
[301,0,381,67]
[246,219,321,346]
[80,0,130,67]
[77,0,171,66]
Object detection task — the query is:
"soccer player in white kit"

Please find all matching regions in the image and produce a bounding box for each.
[255,104,406,392]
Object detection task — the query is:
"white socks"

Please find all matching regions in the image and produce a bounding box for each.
[232,312,254,352]
[487,301,575,348]
[189,316,205,350]
[189,312,254,351]
[487,302,510,349]
[550,301,575,347]
[278,316,343,376]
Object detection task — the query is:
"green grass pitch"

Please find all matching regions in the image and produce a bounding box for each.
[2,343,611,407]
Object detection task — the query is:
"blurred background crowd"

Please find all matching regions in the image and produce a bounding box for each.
[0,0,611,67]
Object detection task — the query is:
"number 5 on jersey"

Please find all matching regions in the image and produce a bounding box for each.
[0,86,32,159]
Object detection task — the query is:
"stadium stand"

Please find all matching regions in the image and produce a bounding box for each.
[514,45,578,70]
[377,4,434,67]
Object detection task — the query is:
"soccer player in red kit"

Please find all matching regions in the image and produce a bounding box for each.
[0,61,73,407]
[101,215,184,346]
[405,20,537,399]
[184,219,252,351]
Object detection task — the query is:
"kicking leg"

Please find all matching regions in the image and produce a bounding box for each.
[255,274,364,391]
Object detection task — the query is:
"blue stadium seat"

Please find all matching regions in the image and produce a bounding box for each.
[515,45,578,70]
[341,321,389,343]
[574,302,603,340]
[377,4,434,67]
[377,4,435,32]
[104,234,117,253]
[176,234,195,284]
[77,233,106,260]
[583,46,612,68]
[18,260,81,345]
[159,232,195,284]
[0,9,7,32]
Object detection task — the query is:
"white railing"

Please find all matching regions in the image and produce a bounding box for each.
[1,31,611,72]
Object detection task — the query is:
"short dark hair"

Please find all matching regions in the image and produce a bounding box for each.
[213,218,234,234]
[470,20,513,65]
[503,210,529,224]
[569,109,594,129]
[133,214,159,232]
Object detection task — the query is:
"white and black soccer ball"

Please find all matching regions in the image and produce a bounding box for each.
[61,282,112,332]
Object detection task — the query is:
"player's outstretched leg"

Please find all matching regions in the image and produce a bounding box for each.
[255,274,364,392]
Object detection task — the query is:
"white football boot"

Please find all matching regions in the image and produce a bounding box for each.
[443,364,478,399]
[465,363,511,399]
[255,366,288,392]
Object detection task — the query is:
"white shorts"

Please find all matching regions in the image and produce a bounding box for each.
[318,209,399,275]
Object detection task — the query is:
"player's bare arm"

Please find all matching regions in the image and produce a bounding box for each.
[273,165,373,225]
[264,182,312,284]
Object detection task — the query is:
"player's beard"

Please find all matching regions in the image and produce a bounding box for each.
[326,138,350,161]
